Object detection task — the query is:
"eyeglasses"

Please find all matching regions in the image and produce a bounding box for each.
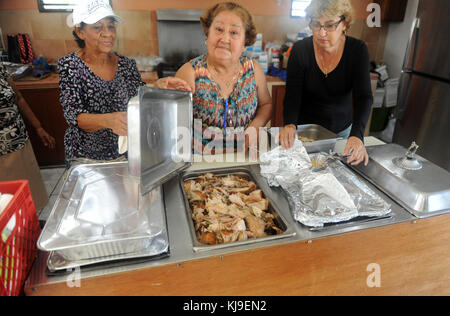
[310,17,345,33]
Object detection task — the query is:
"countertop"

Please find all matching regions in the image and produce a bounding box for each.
[12,71,159,90]
[25,137,418,292]
[12,72,60,90]
[11,72,280,93]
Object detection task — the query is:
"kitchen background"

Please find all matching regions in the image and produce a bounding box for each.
[1,1,449,297]
[0,0,425,168]
[0,0,419,76]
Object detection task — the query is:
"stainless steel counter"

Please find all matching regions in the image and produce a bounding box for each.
[25,137,416,290]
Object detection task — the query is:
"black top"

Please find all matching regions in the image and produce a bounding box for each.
[283,36,373,140]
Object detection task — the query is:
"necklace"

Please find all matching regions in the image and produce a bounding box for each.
[318,51,338,78]
[315,39,344,78]
[209,63,240,89]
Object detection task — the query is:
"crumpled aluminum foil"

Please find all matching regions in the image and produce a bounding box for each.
[259,140,311,187]
[323,155,392,218]
[260,141,391,227]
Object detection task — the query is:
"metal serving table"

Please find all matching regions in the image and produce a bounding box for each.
[25,138,417,291]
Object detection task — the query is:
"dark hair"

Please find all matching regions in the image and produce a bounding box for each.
[200,2,257,46]
[72,22,86,48]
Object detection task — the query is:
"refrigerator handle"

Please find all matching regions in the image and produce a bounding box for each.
[395,72,410,120]
[402,17,421,70]
[396,18,421,121]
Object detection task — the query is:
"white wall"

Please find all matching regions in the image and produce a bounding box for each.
[383,0,419,78]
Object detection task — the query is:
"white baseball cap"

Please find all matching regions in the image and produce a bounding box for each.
[69,0,123,27]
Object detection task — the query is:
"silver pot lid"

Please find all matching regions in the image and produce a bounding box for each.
[351,143,450,218]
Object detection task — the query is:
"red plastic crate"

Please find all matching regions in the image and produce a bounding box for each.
[0,180,41,296]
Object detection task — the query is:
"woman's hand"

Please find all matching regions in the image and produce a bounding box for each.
[243,125,260,161]
[276,124,297,149]
[36,127,56,149]
[78,112,127,135]
[343,136,369,166]
[154,76,194,92]
[105,112,127,136]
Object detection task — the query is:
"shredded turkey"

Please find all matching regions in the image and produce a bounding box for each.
[184,173,284,245]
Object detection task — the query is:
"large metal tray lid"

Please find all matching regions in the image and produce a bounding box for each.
[37,162,167,260]
[128,87,193,195]
[351,143,450,218]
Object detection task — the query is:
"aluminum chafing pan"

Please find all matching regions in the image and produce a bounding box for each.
[179,166,296,252]
[268,124,341,153]
[38,162,167,261]
[46,228,169,273]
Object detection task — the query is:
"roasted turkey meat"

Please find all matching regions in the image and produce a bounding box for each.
[184,173,283,245]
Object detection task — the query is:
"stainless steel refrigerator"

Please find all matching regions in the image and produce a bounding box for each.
[393,0,450,171]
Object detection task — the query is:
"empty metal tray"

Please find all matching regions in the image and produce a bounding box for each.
[268,124,340,153]
[351,143,450,218]
[38,162,167,261]
[297,124,341,153]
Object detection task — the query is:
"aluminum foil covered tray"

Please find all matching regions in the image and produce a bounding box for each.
[46,229,169,272]
[260,141,392,228]
[38,162,167,261]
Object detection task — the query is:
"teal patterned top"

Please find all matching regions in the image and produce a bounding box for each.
[190,55,258,147]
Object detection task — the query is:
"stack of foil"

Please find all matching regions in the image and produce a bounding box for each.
[260,141,391,227]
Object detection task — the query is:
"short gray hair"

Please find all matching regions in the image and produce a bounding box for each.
[305,0,354,29]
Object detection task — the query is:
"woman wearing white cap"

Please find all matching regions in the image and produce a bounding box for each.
[58,0,145,167]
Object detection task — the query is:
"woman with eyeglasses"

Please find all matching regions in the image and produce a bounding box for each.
[278,0,373,166]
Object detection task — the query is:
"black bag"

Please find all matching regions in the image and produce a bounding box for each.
[7,34,34,64]
[7,35,21,63]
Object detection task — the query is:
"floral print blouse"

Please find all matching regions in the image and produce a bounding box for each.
[58,52,144,165]
[0,63,28,156]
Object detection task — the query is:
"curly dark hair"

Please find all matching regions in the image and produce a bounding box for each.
[200,2,257,47]
[72,22,87,48]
